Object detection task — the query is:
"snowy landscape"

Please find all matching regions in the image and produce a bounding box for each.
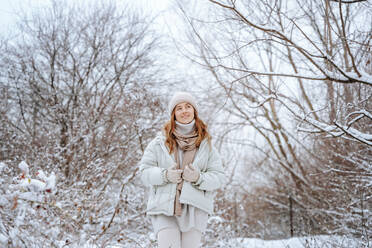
[0,0,371,247]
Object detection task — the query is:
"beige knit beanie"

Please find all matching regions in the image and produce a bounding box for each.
[168,91,198,115]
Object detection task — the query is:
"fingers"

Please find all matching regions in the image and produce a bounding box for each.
[186,164,195,171]
[172,168,183,177]
[168,164,199,183]
[169,166,181,172]
[167,168,183,183]
[171,164,196,171]
[175,170,183,176]
[174,170,182,183]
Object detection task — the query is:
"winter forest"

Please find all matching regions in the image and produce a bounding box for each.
[0,0,371,247]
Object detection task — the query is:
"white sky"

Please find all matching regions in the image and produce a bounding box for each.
[0,0,19,32]
[0,0,175,33]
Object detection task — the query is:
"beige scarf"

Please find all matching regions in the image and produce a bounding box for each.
[173,130,198,216]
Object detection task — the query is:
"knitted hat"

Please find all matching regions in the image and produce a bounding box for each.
[168,91,198,115]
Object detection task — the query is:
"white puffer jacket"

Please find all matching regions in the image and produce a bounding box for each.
[139,134,226,215]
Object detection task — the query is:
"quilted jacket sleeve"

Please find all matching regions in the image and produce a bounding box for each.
[192,146,226,191]
[139,138,167,187]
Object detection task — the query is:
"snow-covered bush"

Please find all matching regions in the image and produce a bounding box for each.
[0,161,59,247]
[0,1,165,247]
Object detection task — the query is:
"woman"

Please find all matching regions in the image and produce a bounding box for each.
[139,91,226,248]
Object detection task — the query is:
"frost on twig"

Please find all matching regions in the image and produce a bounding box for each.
[0,161,59,246]
[297,109,372,146]
[12,161,57,194]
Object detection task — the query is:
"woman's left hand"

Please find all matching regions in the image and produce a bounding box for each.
[182,164,200,182]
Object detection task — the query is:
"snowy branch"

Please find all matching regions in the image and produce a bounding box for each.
[334,122,372,146]
[214,64,372,86]
[298,114,372,146]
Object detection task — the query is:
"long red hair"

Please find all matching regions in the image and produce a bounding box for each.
[164,108,211,154]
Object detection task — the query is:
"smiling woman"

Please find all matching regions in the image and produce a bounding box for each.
[174,102,195,124]
[170,92,197,124]
[139,91,227,248]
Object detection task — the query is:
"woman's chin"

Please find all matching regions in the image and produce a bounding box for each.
[178,119,191,124]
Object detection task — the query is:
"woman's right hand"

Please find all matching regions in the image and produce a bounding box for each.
[166,166,183,183]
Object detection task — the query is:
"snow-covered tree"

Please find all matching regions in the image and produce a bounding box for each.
[0,1,166,246]
[176,0,371,243]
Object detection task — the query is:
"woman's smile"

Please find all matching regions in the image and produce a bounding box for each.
[175,102,195,124]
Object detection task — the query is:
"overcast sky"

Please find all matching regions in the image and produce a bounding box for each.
[0,0,176,34]
[0,0,214,98]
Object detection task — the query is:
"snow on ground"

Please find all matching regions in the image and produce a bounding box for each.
[72,235,368,248]
[223,235,368,248]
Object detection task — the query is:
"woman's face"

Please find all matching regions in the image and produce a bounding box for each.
[174,102,195,124]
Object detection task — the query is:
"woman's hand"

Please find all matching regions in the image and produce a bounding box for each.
[182,164,200,183]
[166,166,183,183]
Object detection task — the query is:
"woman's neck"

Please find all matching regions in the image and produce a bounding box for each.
[175,120,195,135]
